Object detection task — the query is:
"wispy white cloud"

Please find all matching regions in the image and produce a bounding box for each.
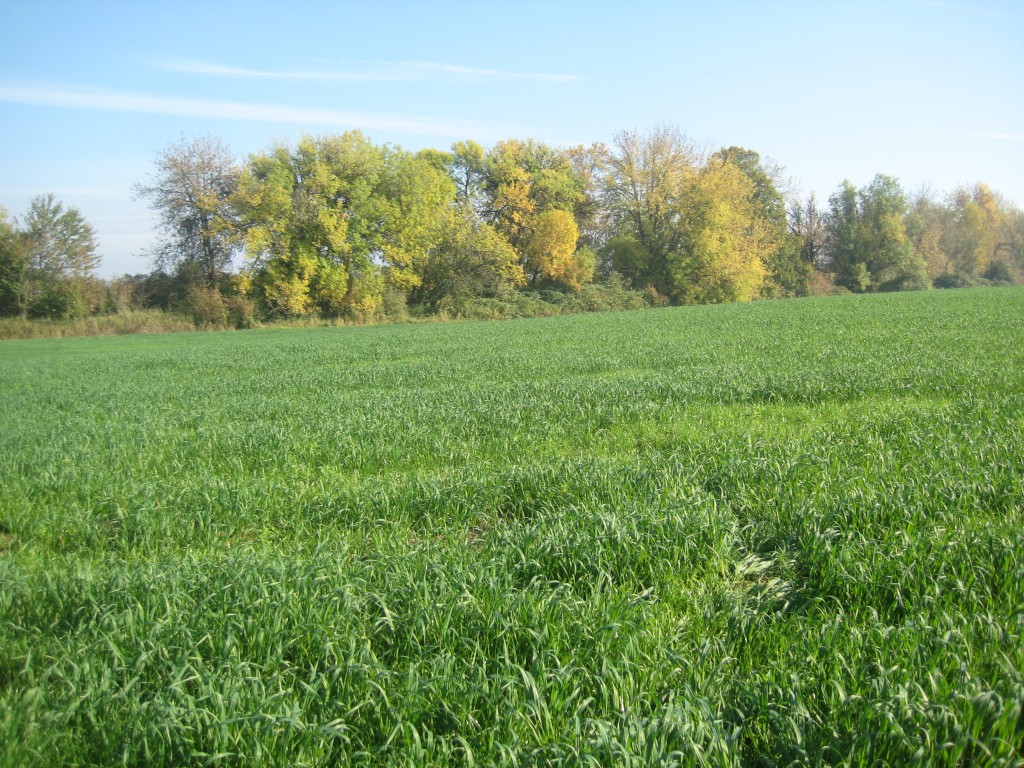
[0,81,515,139]
[156,58,578,84]
[975,132,1024,141]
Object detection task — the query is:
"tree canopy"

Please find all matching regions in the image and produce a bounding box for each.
[133,135,240,289]
[0,195,102,318]
[6,123,1023,326]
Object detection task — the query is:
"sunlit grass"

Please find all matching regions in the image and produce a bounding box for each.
[1,287,1022,765]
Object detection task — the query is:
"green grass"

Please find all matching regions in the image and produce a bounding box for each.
[1,287,1023,766]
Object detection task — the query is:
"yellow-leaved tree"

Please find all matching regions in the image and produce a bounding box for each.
[671,160,769,303]
[947,184,1000,277]
[523,210,585,288]
[480,139,593,291]
[234,132,454,318]
[234,138,357,317]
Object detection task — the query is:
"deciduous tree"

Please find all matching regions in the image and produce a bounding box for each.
[0,207,27,316]
[411,206,524,312]
[235,135,368,316]
[672,159,768,303]
[601,125,699,294]
[789,194,827,270]
[236,132,454,318]
[905,190,953,279]
[825,176,928,292]
[134,135,240,289]
[23,194,100,279]
[713,147,808,297]
[20,194,101,317]
[523,209,583,287]
[824,180,866,290]
[946,184,1000,277]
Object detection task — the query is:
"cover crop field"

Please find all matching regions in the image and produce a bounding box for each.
[1,288,1023,766]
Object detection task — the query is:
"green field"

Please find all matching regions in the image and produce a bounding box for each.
[2,288,1023,766]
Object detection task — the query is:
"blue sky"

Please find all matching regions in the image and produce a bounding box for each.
[1,0,1022,276]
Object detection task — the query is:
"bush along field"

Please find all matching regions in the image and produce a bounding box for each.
[1,287,1022,766]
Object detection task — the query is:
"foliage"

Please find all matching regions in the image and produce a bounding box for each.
[22,193,100,280]
[711,146,809,298]
[600,131,814,302]
[601,125,698,294]
[1,288,1023,765]
[437,278,651,320]
[670,158,769,304]
[0,208,27,316]
[788,194,827,269]
[522,209,582,287]
[133,135,241,289]
[235,136,364,317]
[411,207,524,313]
[0,195,102,319]
[825,176,929,292]
[761,235,811,298]
[449,139,488,211]
[907,184,1023,285]
[184,283,229,327]
[235,133,455,319]
[16,125,1024,328]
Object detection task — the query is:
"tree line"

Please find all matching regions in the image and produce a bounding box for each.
[2,125,1022,326]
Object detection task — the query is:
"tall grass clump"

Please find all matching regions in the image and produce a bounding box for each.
[0,309,199,339]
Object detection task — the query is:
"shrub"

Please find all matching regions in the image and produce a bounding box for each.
[984,259,1015,285]
[580,282,646,312]
[185,285,228,327]
[379,285,410,323]
[643,284,671,307]
[808,270,851,296]
[879,266,931,292]
[224,295,255,329]
[934,273,979,289]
